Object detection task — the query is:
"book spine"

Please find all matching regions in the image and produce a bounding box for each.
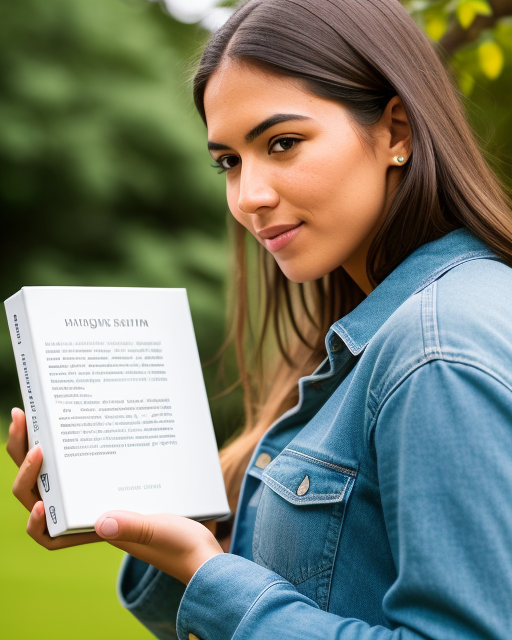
[5,292,68,536]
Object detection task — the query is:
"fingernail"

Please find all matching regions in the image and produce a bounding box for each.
[100,517,119,538]
[11,407,20,420]
[30,444,42,458]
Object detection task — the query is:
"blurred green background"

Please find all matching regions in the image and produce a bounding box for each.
[0,0,511,638]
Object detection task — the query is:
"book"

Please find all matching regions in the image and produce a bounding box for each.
[4,286,230,537]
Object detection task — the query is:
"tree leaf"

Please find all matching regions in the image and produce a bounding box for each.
[426,15,449,41]
[456,0,492,29]
[478,41,505,78]
[458,71,475,96]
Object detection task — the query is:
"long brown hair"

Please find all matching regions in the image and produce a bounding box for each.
[193,0,512,514]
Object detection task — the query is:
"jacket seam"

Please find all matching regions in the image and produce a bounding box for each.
[412,251,498,296]
[284,448,358,476]
[261,474,350,505]
[421,281,442,358]
[117,557,166,611]
[231,579,291,640]
[336,252,498,354]
[367,356,512,444]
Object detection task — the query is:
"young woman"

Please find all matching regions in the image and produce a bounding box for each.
[7,0,512,638]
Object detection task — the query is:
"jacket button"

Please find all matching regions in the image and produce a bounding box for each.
[255,452,272,469]
[297,475,310,496]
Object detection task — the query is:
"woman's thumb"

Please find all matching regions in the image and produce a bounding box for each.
[94,511,155,545]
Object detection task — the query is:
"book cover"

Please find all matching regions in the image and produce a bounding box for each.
[5,286,230,536]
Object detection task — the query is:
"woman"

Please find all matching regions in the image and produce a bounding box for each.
[7,0,512,638]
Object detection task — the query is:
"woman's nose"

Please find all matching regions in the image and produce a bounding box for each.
[237,164,279,214]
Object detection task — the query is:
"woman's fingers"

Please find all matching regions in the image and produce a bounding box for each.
[94,510,223,584]
[12,444,43,512]
[6,407,28,468]
[8,408,103,550]
[26,501,103,550]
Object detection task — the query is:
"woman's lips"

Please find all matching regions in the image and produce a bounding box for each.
[261,222,304,252]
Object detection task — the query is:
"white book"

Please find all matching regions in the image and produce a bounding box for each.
[4,286,230,536]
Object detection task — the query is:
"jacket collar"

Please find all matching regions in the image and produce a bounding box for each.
[331,228,498,356]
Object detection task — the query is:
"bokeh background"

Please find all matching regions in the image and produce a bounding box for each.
[0,0,511,638]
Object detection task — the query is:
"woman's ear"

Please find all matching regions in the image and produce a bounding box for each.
[379,95,412,166]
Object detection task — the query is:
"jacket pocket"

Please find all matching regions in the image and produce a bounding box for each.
[252,448,357,610]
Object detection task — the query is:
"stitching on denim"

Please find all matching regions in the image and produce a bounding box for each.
[232,579,290,640]
[321,478,355,609]
[247,481,264,508]
[256,359,343,449]
[295,563,337,585]
[283,448,358,476]
[431,280,441,355]
[117,556,163,610]
[252,488,263,562]
[334,323,358,354]
[420,287,428,357]
[292,499,349,589]
[262,475,348,504]
[237,358,334,544]
[411,252,498,297]
[368,357,512,442]
[421,282,442,358]
[338,253,498,355]
[366,388,378,417]
[368,350,427,416]
[253,478,356,587]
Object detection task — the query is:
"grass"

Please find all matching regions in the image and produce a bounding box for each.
[0,442,155,640]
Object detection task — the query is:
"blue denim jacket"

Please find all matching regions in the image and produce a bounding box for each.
[117,228,512,640]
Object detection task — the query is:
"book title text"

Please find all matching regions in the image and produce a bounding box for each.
[64,319,149,329]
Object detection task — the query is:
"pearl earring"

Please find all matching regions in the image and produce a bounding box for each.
[394,155,406,164]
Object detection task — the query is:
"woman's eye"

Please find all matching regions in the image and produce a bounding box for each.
[270,137,301,153]
[211,155,240,173]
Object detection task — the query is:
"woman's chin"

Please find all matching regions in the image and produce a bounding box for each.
[277,262,333,284]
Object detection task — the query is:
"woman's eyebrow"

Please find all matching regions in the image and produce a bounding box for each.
[207,113,311,150]
[245,113,311,142]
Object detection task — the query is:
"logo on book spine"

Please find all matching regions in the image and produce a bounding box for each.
[40,474,50,493]
[14,314,21,344]
[49,506,57,524]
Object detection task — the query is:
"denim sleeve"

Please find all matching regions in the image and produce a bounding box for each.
[117,554,185,640]
[374,360,512,639]
[173,360,512,640]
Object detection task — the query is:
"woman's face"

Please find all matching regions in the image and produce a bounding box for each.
[204,61,406,292]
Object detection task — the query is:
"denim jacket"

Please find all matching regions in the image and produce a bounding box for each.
[117,228,512,640]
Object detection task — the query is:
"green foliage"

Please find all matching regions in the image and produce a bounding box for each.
[456,0,493,29]
[406,0,511,86]
[0,0,242,444]
[478,39,505,78]
[407,0,451,40]
[452,17,512,92]
[404,0,512,187]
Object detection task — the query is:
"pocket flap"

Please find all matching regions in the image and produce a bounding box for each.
[261,448,357,506]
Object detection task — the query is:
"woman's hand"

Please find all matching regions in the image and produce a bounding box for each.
[8,407,224,578]
[6,407,102,549]
[94,510,224,585]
